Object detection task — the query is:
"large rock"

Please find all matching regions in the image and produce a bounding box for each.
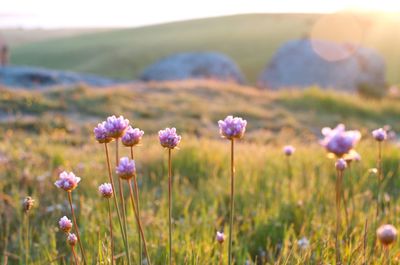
[140,52,245,84]
[0,66,118,89]
[258,39,386,91]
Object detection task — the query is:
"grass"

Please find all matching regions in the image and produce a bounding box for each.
[9,13,400,85]
[1,81,400,264]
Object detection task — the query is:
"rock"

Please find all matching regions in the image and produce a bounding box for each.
[258,39,386,92]
[0,66,119,89]
[140,52,245,84]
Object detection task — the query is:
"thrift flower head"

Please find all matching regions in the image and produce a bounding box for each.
[218,115,247,140]
[98,183,113,198]
[320,124,361,157]
[116,157,136,179]
[59,216,73,233]
[67,233,78,247]
[297,237,310,250]
[94,121,112,144]
[159,128,181,149]
[55,171,81,192]
[335,159,347,171]
[122,126,144,147]
[283,145,295,156]
[105,115,129,138]
[377,224,397,246]
[216,231,225,244]
[372,128,387,142]
[22,196,34,213]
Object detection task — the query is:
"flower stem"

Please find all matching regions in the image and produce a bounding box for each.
[228,139,235,265]
[71,246,79,265]
[335,169,343,265]
[131,147,142,265]
[168,148,173,265]
[107,199,114,265]
[286,156,292,200]
[219,244,223,265]
[25,212,29,265]
[67,191,87,265]
[115,139,131,265]
[128,179,152,265]
[104,143,129,264]
[376,141,383,219]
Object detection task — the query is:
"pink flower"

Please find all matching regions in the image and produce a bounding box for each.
[116,157,136,179]
[67,233,78,246]
[335,159,347,171]
[218,116,247,140]
[55,171,81,192]
[105,115,130,138]
[372,128,387,142]
[320,124,361,157]
[159,128,181,149]
[98,183,113,198]
[94,121,112,144]
[122,126,144,147]
[216,231,225,244]
[283,145,295,156]
[59,216,73,233]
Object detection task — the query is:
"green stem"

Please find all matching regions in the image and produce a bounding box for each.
[104,143,129,264]
[107,199,114,265]
[228,139,235,265]
[168,148,173,265]
[131,147,142,265]
[67,191,87,265]
[128,180,152,265]
[115,139,131,265]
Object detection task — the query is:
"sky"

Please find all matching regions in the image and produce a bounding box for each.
[1,0,400,28]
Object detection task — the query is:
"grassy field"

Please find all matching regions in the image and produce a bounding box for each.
[1,81,400,264]
[9,13,400,85]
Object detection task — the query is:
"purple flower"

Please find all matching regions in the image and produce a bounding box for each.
[104,115,129,139]
[218,115,247,140]
[98,183,113,198]
[372,128,387,142]
[335,158,347,171]
[377,224,397,246]
[116,157,136,179]
[94,121,112,144]
[122,126,144,147]
[67,233,78,246]
[158,128,181,149]
[55,171,81,192]
[216,231,225,244]
[320,124,361,157]
[283,145,295,156]
[59,216,73,233]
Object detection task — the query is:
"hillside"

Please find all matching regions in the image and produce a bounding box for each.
[1,80,399,139]
[9,13,400,85]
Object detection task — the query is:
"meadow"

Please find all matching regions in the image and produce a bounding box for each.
[1,81,400,264]
[8,13,400,85]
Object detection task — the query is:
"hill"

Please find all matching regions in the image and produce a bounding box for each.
[10,13,400,85]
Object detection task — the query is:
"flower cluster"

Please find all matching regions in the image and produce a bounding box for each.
[59,216,73,233]
[104,115,130,138]
[218,115,247,140]
[377,224,397,246]
[122,126,144,147]
[216,231,225,244]
[67,233,78,246]
[335,158,347,171]
[116,157,136,179]
[283,145,295,156]
[320,124,361,157]
[159,128,181,149]
[98,183,113,198]
[94,121,112,144]
[372,128,387,142]
[54,171,81,192]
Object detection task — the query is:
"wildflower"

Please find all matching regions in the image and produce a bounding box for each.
[22,196,34,213]
[320,124,361,157]
[377,224,398,246]
[218,116,247,140]
[122,126,144,147]
[372,128,387,142]
[216,231,225,244]
[116,157,136,179]
[158,128,181,149]
[335,159,347,171]
[105,115,129,138]
[298,237,310,250]
[283,145,295,156]
[59,216,73,233]
[98,183,113,198]
[94,121,112,144]
[55,171,81,192]
[67,233,78,247]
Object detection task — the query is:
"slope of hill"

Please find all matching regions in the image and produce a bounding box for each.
[9,13,400,85]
